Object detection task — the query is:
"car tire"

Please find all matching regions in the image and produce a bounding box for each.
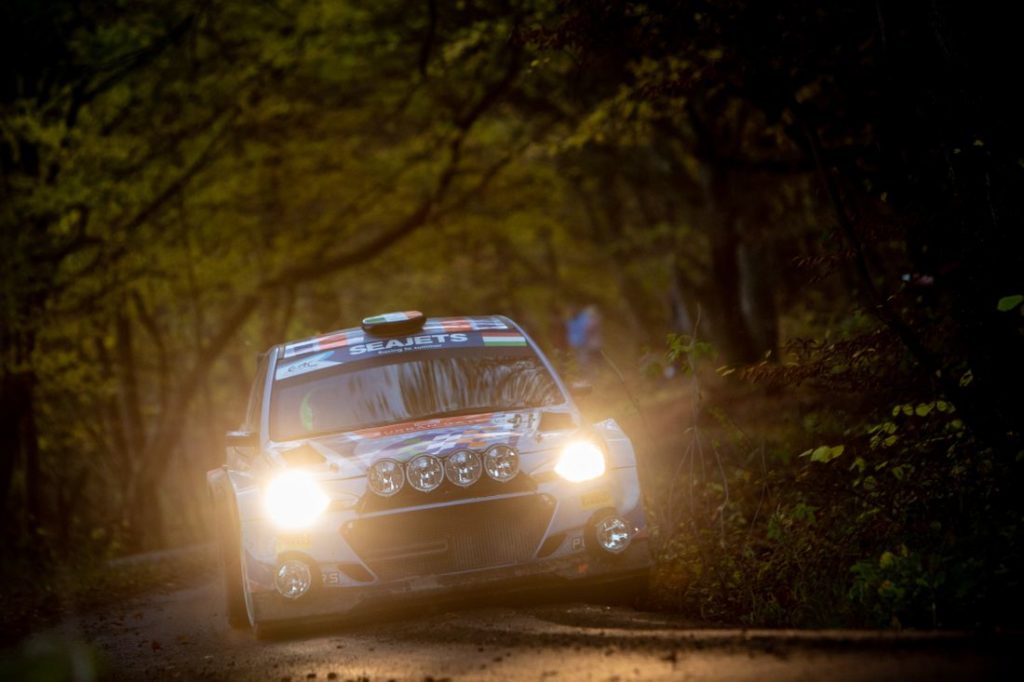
[215,495,248,629]
[237,538,274,638]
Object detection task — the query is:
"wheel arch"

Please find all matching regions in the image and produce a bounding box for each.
[208,466,243,528]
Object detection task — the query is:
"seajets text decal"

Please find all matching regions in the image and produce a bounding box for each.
[349,332,468,356]
[277,331,499,380]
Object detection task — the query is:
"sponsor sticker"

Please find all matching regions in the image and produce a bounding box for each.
[315,330,365,352]
[423,319,473,332]
[275,351,341,380]
[283,330,364,358]
[422,317,508,332]
[347,332,468,356]
[350,411,496,439]
[275,532,312,550]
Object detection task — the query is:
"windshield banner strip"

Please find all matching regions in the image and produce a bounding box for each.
[282,317,508,359]
[275,330,532,381]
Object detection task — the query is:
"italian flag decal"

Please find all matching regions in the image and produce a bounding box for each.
[482,332,527,346]
[363,311,421,324]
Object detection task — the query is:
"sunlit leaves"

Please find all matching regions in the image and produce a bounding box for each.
[997,294,1022,312]
[799,444,845,463]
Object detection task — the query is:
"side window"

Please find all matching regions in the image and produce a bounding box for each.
[244,353,270,433]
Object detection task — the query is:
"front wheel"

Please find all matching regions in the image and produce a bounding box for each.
[237,537,279,638]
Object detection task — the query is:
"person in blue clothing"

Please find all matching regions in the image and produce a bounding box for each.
[566,304,602,378]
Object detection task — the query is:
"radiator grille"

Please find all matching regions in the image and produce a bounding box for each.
[343,495,553,582]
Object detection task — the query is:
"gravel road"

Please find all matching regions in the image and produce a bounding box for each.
[39,573,1011,681]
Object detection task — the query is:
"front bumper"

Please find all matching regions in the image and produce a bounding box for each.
[241,466,650,626]
[249,538,651,626]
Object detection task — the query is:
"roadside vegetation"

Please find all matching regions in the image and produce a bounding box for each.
[2,0,1021,635]
[638,360,1019,630]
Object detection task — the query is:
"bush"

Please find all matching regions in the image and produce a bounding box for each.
[646,330,1024,628]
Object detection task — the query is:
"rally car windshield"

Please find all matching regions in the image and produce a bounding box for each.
[269,349,564,441]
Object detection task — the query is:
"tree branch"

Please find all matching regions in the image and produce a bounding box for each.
[419,0,438,79]
[134,55,522,492]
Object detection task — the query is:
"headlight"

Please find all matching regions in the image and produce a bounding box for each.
[407,454,444,492]
[555,441,606,482]
[445,449,482,487]
[368,459,405,496]
[264,471,329,529]
[484,445,519,482]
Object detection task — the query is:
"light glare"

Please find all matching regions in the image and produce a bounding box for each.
[264,470,329,529]
[555,441,606,482]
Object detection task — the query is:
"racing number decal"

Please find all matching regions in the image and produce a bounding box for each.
[275,533,311,551]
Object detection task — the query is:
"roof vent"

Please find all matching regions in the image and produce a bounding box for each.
[361,311,427,337]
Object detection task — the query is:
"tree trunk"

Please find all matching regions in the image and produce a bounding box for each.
[0,369,38,534]
[738,237,779,360]
[707,172,760,364]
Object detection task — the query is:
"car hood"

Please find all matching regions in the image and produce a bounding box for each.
[266,409,579,479]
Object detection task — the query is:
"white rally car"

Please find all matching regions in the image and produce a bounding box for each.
[208,312,650,636]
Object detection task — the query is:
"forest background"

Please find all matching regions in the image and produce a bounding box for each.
[2,0,1021,634]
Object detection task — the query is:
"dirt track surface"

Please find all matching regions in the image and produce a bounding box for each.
[31,574,1009,681]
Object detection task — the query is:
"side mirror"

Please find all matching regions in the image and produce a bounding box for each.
[225,430,258,448]
[569,381,593,398]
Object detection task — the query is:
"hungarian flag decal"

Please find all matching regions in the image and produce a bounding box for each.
[482,332,527,346]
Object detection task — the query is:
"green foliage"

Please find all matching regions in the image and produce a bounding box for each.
[651,319,1023,628]
[997,295,1023,312]
[849,547,943,628]
[666,333,715,375]
[800,444,845,463]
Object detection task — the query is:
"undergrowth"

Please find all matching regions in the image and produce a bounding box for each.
[638,327,1023,629]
